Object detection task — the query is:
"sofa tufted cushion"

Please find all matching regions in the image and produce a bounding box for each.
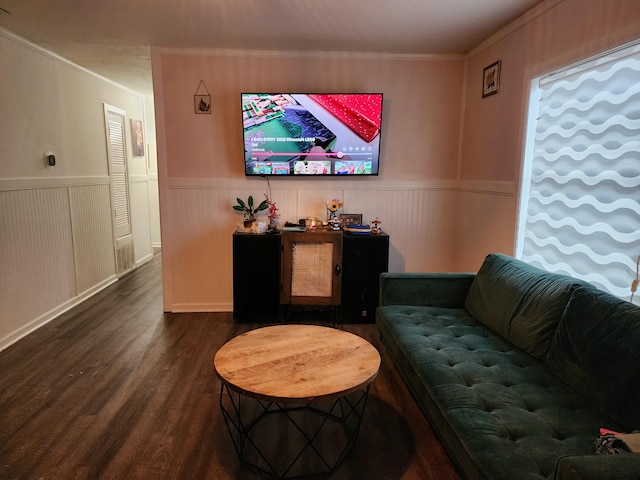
[377,304,615,480]
[465,254,585,359]
[546,286,640,430]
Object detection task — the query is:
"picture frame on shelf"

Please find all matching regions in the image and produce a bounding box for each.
[339,213,362,227]
[482,60,501,98]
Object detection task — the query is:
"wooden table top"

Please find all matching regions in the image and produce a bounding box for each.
[214,324,380,403]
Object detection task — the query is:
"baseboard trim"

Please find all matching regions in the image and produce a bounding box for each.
[169,303,232,313]
[136,252,154,267]
[0,275,118,352]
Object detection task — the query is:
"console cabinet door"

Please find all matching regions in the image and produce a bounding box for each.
[233,233,281,322]
[341,233,389,323]
[281,231,342,306]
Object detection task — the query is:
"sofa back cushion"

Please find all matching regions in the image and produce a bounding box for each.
[465,253,584,359]
[546,286,640,429]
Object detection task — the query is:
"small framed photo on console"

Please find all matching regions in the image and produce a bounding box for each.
[339,213,363,227]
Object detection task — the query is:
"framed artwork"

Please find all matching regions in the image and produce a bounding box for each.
[194,94,211,114]
[130,119,145,156]
[339,213,363,227]
[482,60,501,98]
[194,80,212,114]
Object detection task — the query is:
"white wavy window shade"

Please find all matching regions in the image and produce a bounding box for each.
[521,44,640,302]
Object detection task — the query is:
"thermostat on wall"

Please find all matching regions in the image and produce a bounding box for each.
[43,151,56,168]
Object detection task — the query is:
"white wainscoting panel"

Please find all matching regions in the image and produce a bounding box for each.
[345,187,460,272]
[0,187,76,346]
[69,184,116,293]
[168,187,233,311]
[147,176,161,251]
[456,183,518,271]
[129,176,154,265]
[164,182,460,312]
[0,180,125,351]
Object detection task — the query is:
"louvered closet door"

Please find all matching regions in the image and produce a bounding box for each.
[104,104,135,276]
[105,106,132,240]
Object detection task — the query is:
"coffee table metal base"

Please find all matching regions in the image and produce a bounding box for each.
[219,384,370,479]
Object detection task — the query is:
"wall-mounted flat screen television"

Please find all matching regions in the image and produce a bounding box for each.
[242,93,383,176]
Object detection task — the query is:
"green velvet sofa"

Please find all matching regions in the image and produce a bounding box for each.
[376,253,640,480]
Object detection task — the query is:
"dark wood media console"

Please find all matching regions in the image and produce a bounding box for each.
[232,231,389,323]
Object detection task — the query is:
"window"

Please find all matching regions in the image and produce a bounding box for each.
[517,42,640,304]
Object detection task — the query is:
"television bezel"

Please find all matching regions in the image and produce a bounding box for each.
[241,92,384,177]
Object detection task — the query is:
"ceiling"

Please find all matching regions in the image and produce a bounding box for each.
[0,0,544,97]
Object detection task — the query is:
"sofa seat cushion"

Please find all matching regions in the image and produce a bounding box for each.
[377,304,618,480]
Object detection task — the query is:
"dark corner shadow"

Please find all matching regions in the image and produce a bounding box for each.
[333,393,416,479]
[212,393,416,480]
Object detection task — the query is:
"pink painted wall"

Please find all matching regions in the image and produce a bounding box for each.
[152,0,640,310]
[153,50,466,311]
[157,52,465,181]
[462,0,640,182]
[456,0,640,271]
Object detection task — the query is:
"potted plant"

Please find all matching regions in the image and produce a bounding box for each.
[233,195,268,227]
[266,196,279,230]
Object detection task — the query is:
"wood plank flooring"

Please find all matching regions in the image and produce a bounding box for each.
[0,255,460,480]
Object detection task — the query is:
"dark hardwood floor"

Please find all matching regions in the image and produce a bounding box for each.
[0,255,460,480]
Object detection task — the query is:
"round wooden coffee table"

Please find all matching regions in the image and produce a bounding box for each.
[214,324,380,479]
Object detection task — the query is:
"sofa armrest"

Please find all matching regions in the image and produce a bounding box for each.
[379,273,475,308]
[554,453,640,480]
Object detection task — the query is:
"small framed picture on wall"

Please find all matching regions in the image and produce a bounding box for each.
[130,119,145,156]
[482,60,501,98]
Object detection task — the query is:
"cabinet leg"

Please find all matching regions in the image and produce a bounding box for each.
[331,305,340,328]
[279,304,290,323]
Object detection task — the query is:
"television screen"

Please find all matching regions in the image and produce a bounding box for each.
[242,93,383,176]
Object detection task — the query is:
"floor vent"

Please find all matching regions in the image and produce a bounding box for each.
[115,236,135,276]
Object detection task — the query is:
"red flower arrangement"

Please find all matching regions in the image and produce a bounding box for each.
[265,195,279,228]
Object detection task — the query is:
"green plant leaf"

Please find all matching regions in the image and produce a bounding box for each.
[235,198,247,210]
[256,199,269,212]
[248,196,254,208]
[232,205,245,212]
